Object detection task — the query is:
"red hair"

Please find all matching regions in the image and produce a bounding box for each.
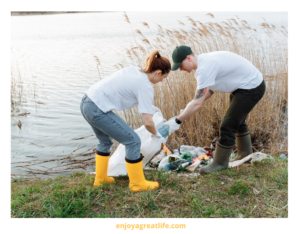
[141,50,171,74]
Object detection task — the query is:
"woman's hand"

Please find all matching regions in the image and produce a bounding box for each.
[151,131,163,139]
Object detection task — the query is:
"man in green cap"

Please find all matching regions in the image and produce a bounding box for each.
[169,45,266,175]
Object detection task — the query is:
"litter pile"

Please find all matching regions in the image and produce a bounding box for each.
[146,139,275,174]
[147,140,216,173]
[104,106,277,177]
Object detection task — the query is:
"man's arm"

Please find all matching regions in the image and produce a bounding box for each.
[176,87,213,122]
[205,89,214,101]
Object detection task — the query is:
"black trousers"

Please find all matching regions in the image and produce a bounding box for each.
[218,80,266,147]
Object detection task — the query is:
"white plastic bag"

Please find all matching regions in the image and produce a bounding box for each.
[228,152,274,168]
[107,106,167,176]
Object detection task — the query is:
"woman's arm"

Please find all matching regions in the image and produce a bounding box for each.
[142,113,157,135]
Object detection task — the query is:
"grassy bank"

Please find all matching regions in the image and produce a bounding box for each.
[11,156,287,218]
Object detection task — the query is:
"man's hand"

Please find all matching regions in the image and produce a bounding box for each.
[165,117,181,134]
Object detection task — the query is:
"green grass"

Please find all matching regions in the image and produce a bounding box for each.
[11,156,288,218]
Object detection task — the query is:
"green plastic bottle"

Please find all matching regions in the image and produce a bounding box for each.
[181,151,193,161]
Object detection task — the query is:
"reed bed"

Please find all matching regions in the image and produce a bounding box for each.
[11,50,41,116]
[119,12,288,156]
[11,55,24,113]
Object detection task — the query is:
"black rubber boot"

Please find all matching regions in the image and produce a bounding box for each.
[230,132,253,162]
[200,142,233,175]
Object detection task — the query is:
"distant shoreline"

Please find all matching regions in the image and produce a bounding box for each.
[11,11,106,16]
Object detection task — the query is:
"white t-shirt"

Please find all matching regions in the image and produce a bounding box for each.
[195,51,263,93]
[86,67,154,114]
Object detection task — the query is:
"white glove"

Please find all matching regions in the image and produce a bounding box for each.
[151,131,163,139]
[165,117,181,134]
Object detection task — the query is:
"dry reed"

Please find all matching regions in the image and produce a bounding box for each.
[118,13,288,156]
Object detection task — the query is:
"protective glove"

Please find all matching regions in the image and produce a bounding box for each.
[165,116,181,134]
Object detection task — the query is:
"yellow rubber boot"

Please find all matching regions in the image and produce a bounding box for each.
[93,153,115,187]
[125,159,159,192]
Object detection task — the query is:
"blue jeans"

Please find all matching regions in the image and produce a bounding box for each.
[80,94,141,161]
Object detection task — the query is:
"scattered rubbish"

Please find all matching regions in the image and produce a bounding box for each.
[178,173,200,178]
[186,160,201,172]
[157,156,170,171]
[279,154,287,160]
[162,144,172,155]
[150,150,165,164]
[178,161,192,170]
[221,182,224,185]
[180,145,207,158]
[204,147,212,157]
[230,153,236,159]
[144,167,156,171]
[193,154,209,163]
[229,152,274,168]
[168,154,181,163]
[253,188,260,194]
[158,158,189,172]
[181,151,193,161]
[211,138,218,150]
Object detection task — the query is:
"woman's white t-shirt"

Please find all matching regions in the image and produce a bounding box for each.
[86,67,153,114]
[195,51,263,93]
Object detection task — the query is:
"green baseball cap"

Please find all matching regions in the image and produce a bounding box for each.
[171,45,192,71]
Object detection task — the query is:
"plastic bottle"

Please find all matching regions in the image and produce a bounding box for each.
[181,151,193,161]
[168,154,181,163]
[177,161,192,171]
[170,159,188,169]
[156,122,170,138]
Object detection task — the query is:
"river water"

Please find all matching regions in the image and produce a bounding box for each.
[11,11,287,178]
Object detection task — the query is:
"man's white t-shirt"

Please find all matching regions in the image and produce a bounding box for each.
[86,67,153,114]
[195,51,263,93]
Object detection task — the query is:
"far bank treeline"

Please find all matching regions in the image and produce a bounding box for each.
[11,11,102,16]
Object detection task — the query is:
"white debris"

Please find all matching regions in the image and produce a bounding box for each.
[177,173,200,177]
[229,152,273,168]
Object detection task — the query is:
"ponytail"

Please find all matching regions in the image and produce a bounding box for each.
[140,50,171,75]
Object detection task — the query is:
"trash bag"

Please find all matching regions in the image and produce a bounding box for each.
[107,106,168,176]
